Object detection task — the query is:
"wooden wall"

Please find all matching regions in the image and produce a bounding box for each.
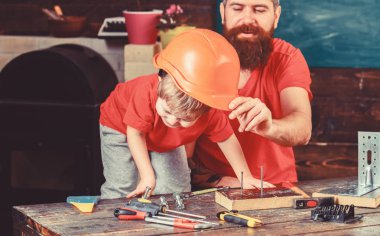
[310,68,380,144]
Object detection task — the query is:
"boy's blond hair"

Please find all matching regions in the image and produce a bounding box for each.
[157,70,210,121]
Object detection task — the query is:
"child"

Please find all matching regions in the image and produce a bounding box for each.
[99,29,264,199]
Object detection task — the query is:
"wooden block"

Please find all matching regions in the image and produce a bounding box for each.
[124,43,161,62]
[215,186,309,211]
[312,190,380,208]
[124,62,158,81]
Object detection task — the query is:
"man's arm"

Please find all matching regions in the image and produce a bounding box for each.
[229,87,311,146]
[126,126,156,198]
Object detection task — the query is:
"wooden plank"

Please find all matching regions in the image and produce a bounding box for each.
[312,191,380,208]
[215,186,308,211]
[294,144,357,181]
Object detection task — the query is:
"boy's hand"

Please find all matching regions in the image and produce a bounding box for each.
[216,176,274,189]
[127,177,156,198]
[243,175,275,189]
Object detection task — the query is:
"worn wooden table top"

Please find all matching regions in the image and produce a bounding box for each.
[13,177,380,235]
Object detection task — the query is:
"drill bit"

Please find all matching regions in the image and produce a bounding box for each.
[260,166,264,197]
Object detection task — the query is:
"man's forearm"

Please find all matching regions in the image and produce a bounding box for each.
[262,111,311,146]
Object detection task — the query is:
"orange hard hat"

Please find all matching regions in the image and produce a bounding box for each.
[153,28,240,111]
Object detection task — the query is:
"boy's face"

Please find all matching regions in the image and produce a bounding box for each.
[156,98,199,128]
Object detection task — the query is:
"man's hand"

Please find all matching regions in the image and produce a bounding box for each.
[127,176,156,198]
[228,97,273,135]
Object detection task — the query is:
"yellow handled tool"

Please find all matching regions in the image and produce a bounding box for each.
[217,210,262,228]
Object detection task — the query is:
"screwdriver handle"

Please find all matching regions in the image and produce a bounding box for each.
[217,211,261,228]
[224,214,249,227]
[114,207,148,220]
[127,198,163,216]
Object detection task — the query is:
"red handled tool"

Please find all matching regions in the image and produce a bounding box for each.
[114,207,149,220]
[114,207,212,229]
[145,217,212,229]
[293,197,334,209]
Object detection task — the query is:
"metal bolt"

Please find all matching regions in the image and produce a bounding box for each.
[173,192,185,210]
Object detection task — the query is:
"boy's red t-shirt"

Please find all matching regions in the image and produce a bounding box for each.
[194,38,313,184]
[100,74,233,153]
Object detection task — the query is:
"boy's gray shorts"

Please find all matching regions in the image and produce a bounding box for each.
[99,124,191,199]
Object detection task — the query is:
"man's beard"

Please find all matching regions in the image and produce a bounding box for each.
[224,24,274,71]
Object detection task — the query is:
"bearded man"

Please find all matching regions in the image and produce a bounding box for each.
[189,0,313,188]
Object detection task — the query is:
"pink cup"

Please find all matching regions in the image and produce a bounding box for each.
[123,10,163,44]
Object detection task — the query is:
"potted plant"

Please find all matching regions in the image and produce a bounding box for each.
[157,4,195,48]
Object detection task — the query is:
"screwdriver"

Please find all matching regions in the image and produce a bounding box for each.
[114,207,149,220]
[145,217,212,229]
[183,186,231,198]
[217,210,262,228]
[127,198,207,219]
[126,198,219,225]
[114,207,212,229]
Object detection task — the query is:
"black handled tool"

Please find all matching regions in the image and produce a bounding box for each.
[293,197,334,209]
[114,207,149,220]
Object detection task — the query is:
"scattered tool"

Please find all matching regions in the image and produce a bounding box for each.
[311,204,363,223]
[183,186,231,198]
[217,210,262,228]
[293,197,334,209]
[159,196,169,209]
[114,207,212,229]
[173,192,185,210]
[142,186,152,200]
[159,212,218,225]
[312,132,380,208]
[66,196,100,213]
[145,216,212,229]
[114,207,149,220]
[116,200,217,226]
[127,198,209,220]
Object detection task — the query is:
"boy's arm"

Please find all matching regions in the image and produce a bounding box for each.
[126,126,156,198]
[217,134,274,188]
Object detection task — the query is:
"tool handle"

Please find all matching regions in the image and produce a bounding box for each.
[127,198,162,216]
[217,211,261,228]
[223,214,249,227]
[145,217,198,229]
[114,207,147,220]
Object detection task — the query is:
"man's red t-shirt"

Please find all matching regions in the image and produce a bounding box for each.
[100,74,233,153]
[194,38,313,184]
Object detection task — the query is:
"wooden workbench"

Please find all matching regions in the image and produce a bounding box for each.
[12,177,380,235]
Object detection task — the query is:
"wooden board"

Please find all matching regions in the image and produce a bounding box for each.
[215,186,309,211]
[312,189,380,208]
